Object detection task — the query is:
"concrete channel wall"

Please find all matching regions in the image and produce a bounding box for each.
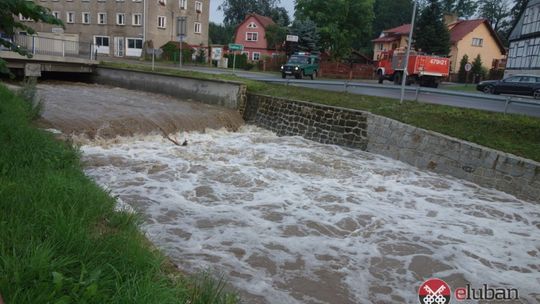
[246,94,540,202]
[93,67,246,110]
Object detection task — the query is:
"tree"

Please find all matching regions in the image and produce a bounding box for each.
[457,54,469,83]
[289,19,320,53]
[268,6,290,27]
[372,0,414,38]
[470,54,485,83]
[439,0,477,19]
[209,22,235,45]
[264,24,287,50]
[477,0,511,32]
[414,0,451,55]
[219,0,289,27]
[295,0,374,59]
[0,0,62,73]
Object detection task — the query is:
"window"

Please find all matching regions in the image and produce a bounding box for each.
[98,13,107,24]
[66,12,75,24]
[179,0,186,9]
[195,1,203,12]
[519,76,536,83]
[157,16,166,28]
[252,52,260,61]
[95,36,109,47]
[247,22,257,29]
[116,13,125,25]
[94,35,110,54]
[126,38,143,56]
[378,43,384,51]
[52,11,60,19]
[246,32,258,41]
[127,38,143,49]
[132,13,142,26]
[194,22,202,34]
[82,12,90,24]
[505,76,521,83]
[472,38,483,47]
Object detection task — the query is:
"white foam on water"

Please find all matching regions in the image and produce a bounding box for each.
[81,126,540,304]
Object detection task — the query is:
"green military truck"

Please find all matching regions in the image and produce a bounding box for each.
[280,52,320,80]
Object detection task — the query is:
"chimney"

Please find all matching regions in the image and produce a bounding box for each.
[443,13,458,26]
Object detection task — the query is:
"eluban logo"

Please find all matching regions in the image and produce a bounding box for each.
[454,284,519,301]
[418,278,451,304]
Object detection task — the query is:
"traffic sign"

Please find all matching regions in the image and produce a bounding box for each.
[228,43,244,51]
[286,35,299,42]
[464,63,472,72]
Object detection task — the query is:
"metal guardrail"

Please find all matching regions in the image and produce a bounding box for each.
[260,78,540,114]
[12,35,97,61]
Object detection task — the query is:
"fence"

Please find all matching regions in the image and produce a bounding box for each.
[12,34,96,60]
[319,62,375,79]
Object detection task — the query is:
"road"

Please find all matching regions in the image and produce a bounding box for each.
[105,60,540,118]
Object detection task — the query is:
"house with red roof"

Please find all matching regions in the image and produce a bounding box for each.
[233,13,283,62]
[372,24,412,61]
[446,17,506,73]
[372,15,506,74]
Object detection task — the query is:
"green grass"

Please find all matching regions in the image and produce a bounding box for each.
[0,84,239,303]
[443,84,481,93]
[101,61,540,162]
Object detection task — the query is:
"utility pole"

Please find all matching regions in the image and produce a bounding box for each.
[177,17,186,68]
[400,1,418,104]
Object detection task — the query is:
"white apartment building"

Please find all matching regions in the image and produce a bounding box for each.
[19,0,210,57]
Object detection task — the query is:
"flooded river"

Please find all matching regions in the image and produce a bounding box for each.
[41,83,539,303]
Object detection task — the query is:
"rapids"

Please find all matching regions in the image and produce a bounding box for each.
[38,83,539,303]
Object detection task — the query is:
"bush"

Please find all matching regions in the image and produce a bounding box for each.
[457,55,469,83]
[224,53,248,69]
[488,68,504,80]
[160,41,194,63]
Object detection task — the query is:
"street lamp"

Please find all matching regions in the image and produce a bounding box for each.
[400,0,418,104]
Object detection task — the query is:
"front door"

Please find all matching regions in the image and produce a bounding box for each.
[114,37,124,57]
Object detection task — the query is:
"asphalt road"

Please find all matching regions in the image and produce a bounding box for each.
[107,61,540,118]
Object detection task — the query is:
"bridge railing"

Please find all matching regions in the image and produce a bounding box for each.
[12,35,96,61]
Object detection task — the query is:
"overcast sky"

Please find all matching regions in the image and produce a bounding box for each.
[210,0,296,24]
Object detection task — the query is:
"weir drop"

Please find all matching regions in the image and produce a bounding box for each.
[38,82,540,304]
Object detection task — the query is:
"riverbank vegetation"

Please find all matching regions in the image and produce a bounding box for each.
[0,83,239,303]
[100,62,540,162]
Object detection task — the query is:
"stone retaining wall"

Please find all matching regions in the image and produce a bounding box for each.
[244,94,368,149]
[94,67,246,110]
[246,94,540,202]
[367,114,540,202]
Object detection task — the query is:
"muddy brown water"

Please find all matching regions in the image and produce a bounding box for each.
[36,81,243,138]
[37,82,540,304]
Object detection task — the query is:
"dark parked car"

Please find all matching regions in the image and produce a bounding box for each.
[477,75,540,99]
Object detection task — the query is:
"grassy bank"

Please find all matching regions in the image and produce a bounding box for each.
[100,62,540,162]
[0,83,238,303]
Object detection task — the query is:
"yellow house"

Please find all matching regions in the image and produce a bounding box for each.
[373,17,506,74]
[447,18,506,73]
[372,24,411,61]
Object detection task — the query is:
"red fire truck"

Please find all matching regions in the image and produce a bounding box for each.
[376,50,450,88]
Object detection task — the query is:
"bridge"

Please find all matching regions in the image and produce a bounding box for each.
[0,34,98,76]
